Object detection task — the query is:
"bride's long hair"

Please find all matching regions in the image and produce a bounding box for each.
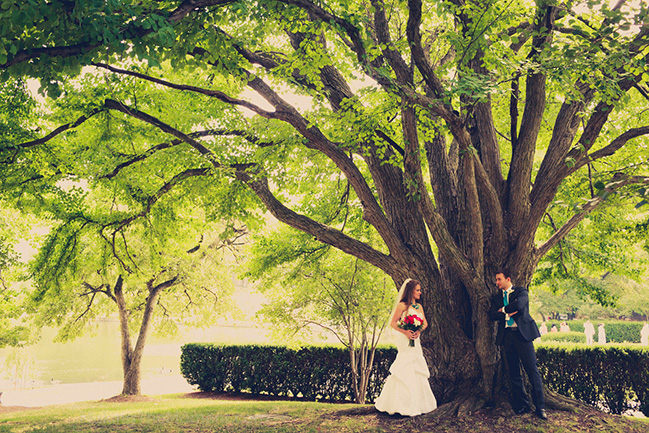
[399,279,421,304]
[388,278,420,322]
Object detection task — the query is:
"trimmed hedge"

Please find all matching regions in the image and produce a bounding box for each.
[540,331,586,344]
[536,343,649,415]
[181,343,649,414]
[180,343,397,403]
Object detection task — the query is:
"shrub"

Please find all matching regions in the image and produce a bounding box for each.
[540,331,586,344]
[180,343,397,403]
[536,343,649,414]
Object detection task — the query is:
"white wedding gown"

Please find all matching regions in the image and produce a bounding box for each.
[374,307,437,416]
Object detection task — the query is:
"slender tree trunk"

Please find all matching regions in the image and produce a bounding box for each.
[113,275,142,396]
[113,275,176,395]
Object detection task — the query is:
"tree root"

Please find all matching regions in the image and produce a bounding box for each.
[425,389,592,418]
[426,394,491,418]
[544,389,591,413]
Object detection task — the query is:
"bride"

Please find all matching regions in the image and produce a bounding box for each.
[374,278,437,416]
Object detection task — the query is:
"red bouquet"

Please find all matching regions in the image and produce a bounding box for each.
[399,314,424,347]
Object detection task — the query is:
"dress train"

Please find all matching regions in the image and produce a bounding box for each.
[374,331,437,416]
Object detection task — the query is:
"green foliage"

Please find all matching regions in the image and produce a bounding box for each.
[533,87,649,305]
[0,78,36,146]
[0,205,35,348]
[247,224,392,347]
[180,342,397,403]
[532,275,649,322]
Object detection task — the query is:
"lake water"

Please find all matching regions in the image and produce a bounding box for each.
[0,319,275,389]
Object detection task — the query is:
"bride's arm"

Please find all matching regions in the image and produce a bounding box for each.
[390,302,407,331]
[391,302,415,339]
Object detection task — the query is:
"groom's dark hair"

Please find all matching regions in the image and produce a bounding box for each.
[496,268,513,280]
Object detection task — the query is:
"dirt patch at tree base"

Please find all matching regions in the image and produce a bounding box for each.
[100,394,157,404]
[0,405,37,414]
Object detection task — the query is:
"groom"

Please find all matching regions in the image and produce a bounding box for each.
[489,268,547,420]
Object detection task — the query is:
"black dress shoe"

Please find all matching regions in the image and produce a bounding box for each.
[536,409,548,420]
[514,406,531,415]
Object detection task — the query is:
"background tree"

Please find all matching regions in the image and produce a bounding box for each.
[534,273,649,321]
[0,78,37,347]
[0,207,31,348]
[248,228,393,404]
[25,171,241,395]
[3,0,649,412]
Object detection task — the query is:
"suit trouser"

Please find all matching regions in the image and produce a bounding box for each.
[504,327,545,411]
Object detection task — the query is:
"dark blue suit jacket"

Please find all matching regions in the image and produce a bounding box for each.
[489,286,541,344]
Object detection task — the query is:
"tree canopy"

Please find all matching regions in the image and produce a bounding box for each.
[2,0,649,409]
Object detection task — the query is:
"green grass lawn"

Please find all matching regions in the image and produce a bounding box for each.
[1,392,647,433]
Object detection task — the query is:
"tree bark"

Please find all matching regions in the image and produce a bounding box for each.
[113,274,178,395]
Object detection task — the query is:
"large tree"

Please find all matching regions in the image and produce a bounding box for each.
[3,0,649,412]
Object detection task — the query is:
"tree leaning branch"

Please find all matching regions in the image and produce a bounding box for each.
[101,129,280,179]
[7,107,103,152]
[101,91,402,274]
[236,171,397,273]
[534,174,649,262]
[97,63,404,256]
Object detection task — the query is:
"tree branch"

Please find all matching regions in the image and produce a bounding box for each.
[108,168,211,233]
[8,108,104,150]
[535,174,649,262]
[406,0,450,98]
[76,284,102,322]
[371,0,411,85]
[242,73,407,255]
[95,64,275,118]
[236,171,397,274]
[587,126,649,163]
[100,66,404,257]
[100,129,278,179]
[507,5,558,241]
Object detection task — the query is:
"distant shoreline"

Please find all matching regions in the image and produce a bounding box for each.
[0,374,196,408]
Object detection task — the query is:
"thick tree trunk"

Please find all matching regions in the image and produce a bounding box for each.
[122,357,142,396]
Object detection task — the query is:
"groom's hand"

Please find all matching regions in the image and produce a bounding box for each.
[498,307,519,315]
